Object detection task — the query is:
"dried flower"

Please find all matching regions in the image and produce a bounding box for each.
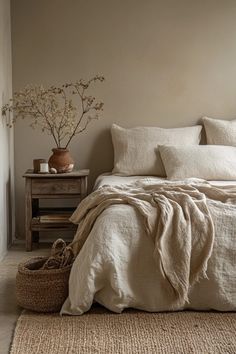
[1,76,105,148]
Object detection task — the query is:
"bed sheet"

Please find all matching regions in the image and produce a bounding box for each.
[94,173,236,189]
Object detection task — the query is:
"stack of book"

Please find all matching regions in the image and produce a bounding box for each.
[32,207,75,224]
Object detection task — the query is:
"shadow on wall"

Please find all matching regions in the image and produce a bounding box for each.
[86,127,114,191]
[0,170,11,255]
[199,118,206,144]
[6,168,13,246]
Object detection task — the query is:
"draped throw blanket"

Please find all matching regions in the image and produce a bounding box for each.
[70,179,236,308]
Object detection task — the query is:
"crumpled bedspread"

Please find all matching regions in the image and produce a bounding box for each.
[61,179,236,315]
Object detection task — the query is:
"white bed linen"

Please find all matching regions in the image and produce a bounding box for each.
[94,173,236,189]
[61,174,236,315]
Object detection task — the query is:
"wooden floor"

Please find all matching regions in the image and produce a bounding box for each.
[0,243,50,354]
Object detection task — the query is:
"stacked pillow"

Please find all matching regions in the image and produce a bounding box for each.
[111,117,236,180]
[202,116,236,146]
[159,145,236,180]
[111,124,202,176]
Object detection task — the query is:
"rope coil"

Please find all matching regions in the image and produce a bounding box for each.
[41,239,75,270]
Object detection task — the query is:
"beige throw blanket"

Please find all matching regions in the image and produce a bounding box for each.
[70,179,236,308]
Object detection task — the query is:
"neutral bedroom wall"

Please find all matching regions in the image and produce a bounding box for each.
[0,0,13,258]
[11,0,236,239]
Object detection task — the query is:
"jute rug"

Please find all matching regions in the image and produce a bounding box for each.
[10,307,236,354]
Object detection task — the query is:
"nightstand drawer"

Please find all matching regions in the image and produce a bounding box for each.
[32,178,81,195]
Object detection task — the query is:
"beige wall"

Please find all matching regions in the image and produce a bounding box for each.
[12,0,236,239]
[0,0,13,258]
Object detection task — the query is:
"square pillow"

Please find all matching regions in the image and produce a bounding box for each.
[111,124,202,176]
[202,116,236,146]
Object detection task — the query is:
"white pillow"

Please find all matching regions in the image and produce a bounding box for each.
[202,116,236,146]
[111,124,202,176]
[159,145,236,180]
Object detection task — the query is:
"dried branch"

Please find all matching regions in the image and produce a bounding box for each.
[1,76,105,148]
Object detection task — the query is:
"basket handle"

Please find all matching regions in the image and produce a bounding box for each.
[51,238,67,257]
[41,239,75,270]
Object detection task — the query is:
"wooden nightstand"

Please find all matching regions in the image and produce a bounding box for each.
[23,169,89,251]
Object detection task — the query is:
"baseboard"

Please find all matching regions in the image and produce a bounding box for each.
[0,250,7,262]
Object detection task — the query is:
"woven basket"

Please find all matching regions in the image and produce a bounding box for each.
[16,256,72,313]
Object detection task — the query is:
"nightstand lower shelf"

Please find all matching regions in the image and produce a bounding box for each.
[31,221,77,231]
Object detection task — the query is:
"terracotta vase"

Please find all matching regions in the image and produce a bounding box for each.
[48,148,74,173]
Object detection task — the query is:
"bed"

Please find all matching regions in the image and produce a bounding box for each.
[61,120,236,315]
[61,174,236,315]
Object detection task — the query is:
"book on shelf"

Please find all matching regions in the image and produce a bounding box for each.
[33,214,72,224]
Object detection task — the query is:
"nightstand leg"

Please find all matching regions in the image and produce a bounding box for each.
[32,232,39,243]
[25,178,32,251]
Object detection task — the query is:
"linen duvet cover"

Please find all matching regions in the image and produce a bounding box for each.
[61,175,236,315]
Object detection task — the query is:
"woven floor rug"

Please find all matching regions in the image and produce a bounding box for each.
[10,307,236,354]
